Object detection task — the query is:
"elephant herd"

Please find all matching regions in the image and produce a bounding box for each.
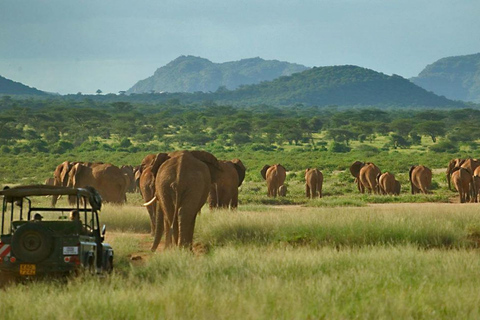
[349,161,432,196]
[45,153,478,252]
[47,161,134,206]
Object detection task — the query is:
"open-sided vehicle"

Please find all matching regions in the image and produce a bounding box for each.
[0,185,113,281]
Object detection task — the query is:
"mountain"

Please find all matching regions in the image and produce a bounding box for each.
[410,53,480,103]
[127,56,309,94]
[211,65,465,107]
[0,75,48,96]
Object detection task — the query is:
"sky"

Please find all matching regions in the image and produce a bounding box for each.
[0,0,479,94]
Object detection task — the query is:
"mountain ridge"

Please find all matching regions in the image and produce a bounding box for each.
[0,75,48,96]
[127,55,309,94]
[410,53,480,103]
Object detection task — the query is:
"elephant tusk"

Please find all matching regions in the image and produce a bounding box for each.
[143,196,157,206]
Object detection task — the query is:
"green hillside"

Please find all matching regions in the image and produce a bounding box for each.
[411,53,480,103]
[212,65,465,107]
[127,55,309,94]
[0,75,48,96]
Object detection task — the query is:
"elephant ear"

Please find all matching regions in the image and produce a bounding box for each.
[60,161,73,187]
[140,154,156,173]
[409,166,416,182]
[277,164,286,173]
[349,161,364,178]
[189,150,221,183]
[231,158,246,187]
[260,165,270,180]
[151,153,170,176]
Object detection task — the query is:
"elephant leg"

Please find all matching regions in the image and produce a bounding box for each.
[147,202,156,236]
[178,208,198,249]
[318,184,322,198]
[151,202,167,252]
[231,191,238,210]
[51,194,59,207]
[311,185,317,199]
[306,185,311,198]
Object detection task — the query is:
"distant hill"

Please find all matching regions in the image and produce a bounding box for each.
[410,53,480,103]
[127,55,309,94]
[0,75,48,96]
[211,65,465,107]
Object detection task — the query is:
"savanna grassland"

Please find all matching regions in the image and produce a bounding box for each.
[2,198,480,319]
[2,98,480,318]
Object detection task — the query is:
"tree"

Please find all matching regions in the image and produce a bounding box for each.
[415,121,446,143]
[96,89,103,95]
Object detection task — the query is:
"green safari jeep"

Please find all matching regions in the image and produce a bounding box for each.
[0,185,113,282]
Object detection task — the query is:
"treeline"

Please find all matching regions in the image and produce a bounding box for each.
[0,96,480,156]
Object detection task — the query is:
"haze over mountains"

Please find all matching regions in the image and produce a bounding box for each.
[411,53,480,103]
[127,56,309,94]
[0,54,478,109]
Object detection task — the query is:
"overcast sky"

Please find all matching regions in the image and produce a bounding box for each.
[0,0,479,94]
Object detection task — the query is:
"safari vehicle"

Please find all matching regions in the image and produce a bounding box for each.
[0,185,113,281]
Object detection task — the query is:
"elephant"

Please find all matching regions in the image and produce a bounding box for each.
[149,150,221,251]
[68,163,128,204]
[260,164,287,197]
[140,153,170,235]
[409,165,432,194]
[305,168,323,198]
[208,158,246,209]
[52,161,76,206]
[120,165,136,193]
[446,158,465,190]
[377,172,398,195]
[472,166,480,203]
[451,167,473,203]
[350,161,381,194]
[278,185,287,197]
[133,165,142,193]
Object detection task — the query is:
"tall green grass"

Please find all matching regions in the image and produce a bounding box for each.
[2,246,480,319]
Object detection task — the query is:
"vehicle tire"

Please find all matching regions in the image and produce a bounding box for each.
[11,223,53,263]
[105,256,113,274]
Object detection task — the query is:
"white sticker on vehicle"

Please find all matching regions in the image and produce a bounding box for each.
[63,246,79,255]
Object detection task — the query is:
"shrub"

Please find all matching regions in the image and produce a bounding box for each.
[329,142,351,153]
[429,141,459,153]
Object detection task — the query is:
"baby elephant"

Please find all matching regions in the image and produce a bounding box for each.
[278,185,287,197]
[305,168,323,198]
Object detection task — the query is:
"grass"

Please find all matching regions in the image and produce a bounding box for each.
[3,192,480,318]
[2,246,480,319]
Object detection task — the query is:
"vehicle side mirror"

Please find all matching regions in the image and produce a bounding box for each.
[102,224,106,236]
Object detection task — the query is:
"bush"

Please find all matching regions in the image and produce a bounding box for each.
[329,142,351,153]
[429,141,459,153]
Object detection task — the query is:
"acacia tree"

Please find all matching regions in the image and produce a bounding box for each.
[415,121,446,143]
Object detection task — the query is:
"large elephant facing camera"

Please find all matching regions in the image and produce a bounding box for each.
[350,161,381,194]
[68,163,128,204]
[149,150,222,251]
[261,164,287,197]
[208,158,246,209]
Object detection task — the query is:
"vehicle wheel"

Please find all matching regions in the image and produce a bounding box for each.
[105,256,113,274]
[11,224,53,263]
